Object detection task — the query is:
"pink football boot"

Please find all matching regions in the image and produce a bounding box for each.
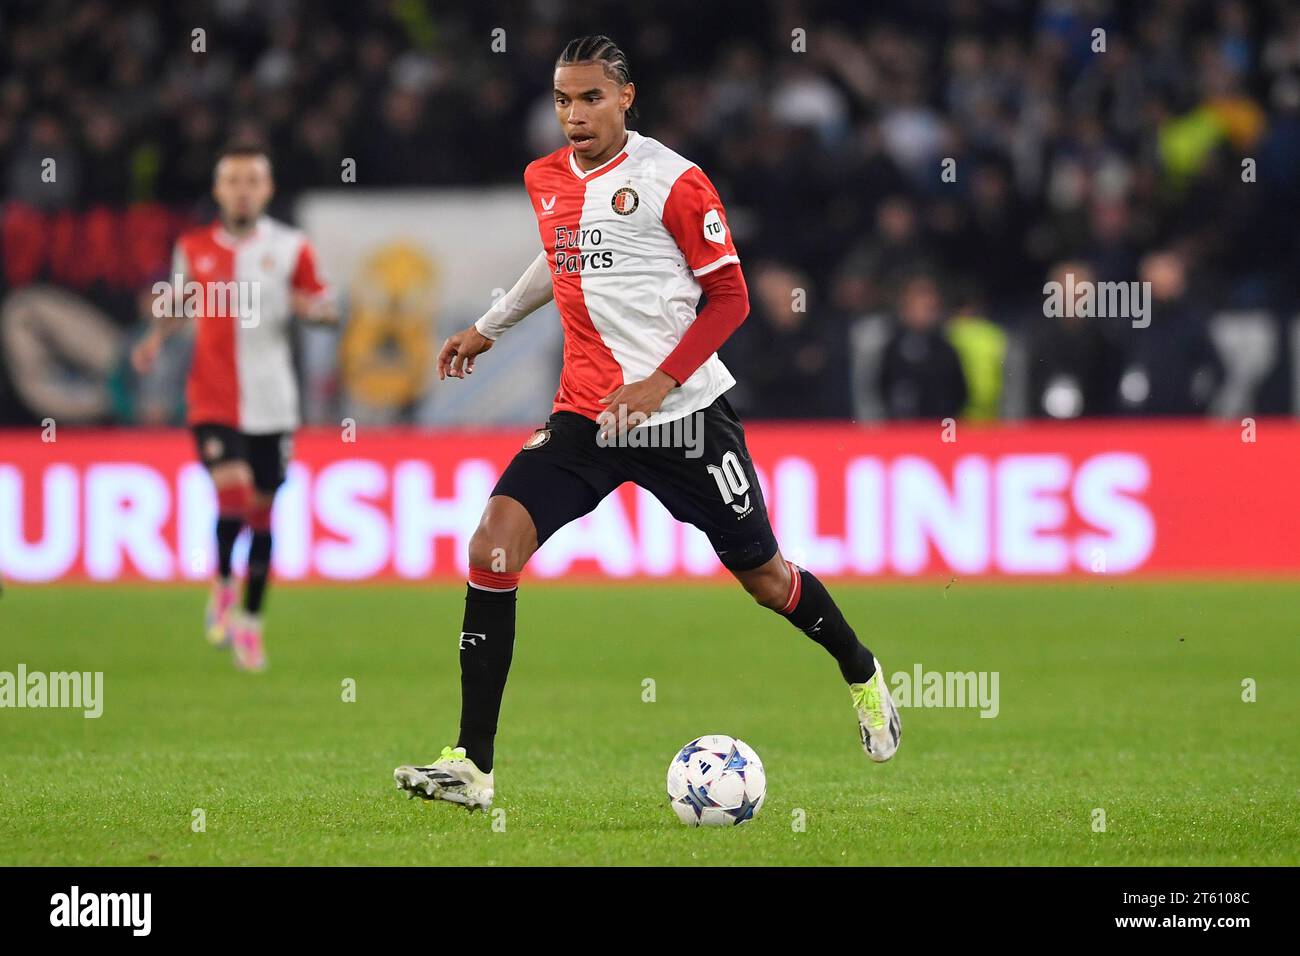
[204,578,237,648]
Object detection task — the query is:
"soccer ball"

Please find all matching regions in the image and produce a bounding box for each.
[666,734,766,827]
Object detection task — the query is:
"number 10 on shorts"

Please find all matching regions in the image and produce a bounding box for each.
[707,451,752,515]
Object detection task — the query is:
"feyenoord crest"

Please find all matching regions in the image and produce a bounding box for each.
[523,428,551,450]
[611,187,639,216]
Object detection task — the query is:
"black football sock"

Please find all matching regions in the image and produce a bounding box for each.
[244,530,273,615]
[216,517,242,580]
[779,564,876,684]
[456,584,517,773]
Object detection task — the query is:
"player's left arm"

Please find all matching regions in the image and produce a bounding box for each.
[290,238,338,324]
[599,167,748,427]
[132,240,190,374]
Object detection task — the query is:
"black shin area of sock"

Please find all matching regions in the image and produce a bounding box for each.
[244,531,273,614]
[781,566,876,684]
[456,584,517,773]
[216,517,242,579]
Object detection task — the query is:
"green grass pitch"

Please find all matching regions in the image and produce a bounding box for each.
[1,580,1297,866]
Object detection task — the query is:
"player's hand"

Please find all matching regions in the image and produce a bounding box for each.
[131,332,162,375]
[598,370,677,439]
[293,292,338,324]
[438,324,495,380]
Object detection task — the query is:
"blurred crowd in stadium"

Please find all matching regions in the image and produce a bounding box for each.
[1,0,1298,426]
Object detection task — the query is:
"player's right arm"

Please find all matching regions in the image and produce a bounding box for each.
[132,241,190,374]
[438,250,554,380]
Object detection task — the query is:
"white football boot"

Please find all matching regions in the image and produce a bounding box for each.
[849,662,902,762]
[394,746,494,810]
[230,612,266,672]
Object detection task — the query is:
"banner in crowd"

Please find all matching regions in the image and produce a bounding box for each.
[1,421,1295,582]
[295,188,562,426]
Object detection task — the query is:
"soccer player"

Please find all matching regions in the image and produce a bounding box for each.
[132,146,334,671]
[394,37,900,808]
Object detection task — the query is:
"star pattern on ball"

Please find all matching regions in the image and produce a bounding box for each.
[732,793,761,824]
[723,746,748,773]
[683,783,714,818]
[676,741,707,763]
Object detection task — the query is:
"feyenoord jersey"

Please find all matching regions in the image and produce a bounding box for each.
[173,217,326,433]
[525,130,741,427]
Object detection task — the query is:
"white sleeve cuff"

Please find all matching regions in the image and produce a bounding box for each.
[692,254,741,277]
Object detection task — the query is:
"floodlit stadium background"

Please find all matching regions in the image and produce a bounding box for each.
[3,0,1300,582]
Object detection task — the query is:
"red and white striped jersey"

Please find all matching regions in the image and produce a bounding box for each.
[174,217,327,433]
[525,131,740,426]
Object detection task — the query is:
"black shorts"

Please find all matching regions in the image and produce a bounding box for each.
[492,394,779,572]
[191,423,292,494]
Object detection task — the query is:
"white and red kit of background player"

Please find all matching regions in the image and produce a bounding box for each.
[476,130,746,428]
[173,217,328,433]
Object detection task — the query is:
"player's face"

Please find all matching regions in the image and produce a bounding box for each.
[212,155,273,228]
[553,63,634,167]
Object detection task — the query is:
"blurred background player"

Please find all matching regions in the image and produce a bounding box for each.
[132,146,334,670]
[393,36,900,811]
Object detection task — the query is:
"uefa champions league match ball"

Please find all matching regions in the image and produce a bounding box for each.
[666,734,766,826]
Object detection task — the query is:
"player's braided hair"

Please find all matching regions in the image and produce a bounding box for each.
[555,35,638,121]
